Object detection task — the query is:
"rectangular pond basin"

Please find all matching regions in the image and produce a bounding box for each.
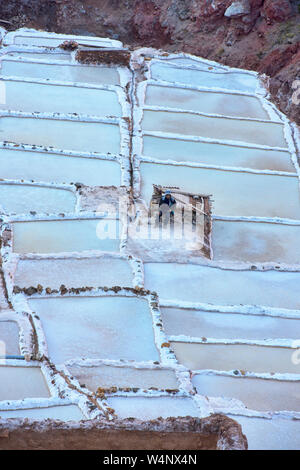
[12,218,121,254]
[14,256,133,289]
[4,32,122,48]
[151,62,260,94]
[142,110,287,148]
[146,85,269,120]
[0,148,121,186]
[192,375,300,412]
[4,51,71,61]
[0,116,120,154]
[67,364,179,392]
[28,296,160,364]
[139,162,300,219]
[161,307,300,341]
[0,183,76,215]
[0,405,85,421]
[231,415,300,450]
[171,342,300,374]
[106,396,199,420]
[0,321,20,356]
[212,220,300,264]
[144,263,300,310]
[0,366,50,401]
[0,59,120,86]
[0,79,122,117]
[142,135,295,172]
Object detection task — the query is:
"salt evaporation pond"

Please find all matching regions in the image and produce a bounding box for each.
[68,364,179,392]
[171,342,299,374]
[145,263,300,309]
[139,162,300,219]
[142,135,295,172]
[161,307,300,341]
[28,296,160,363]
[0,116,120,154]
[230,416,300,450]
[142,110,287,148]
[5,51,71,61]
[0,321,20,355]
[12,218,121,253]
[106,396,199,420]
[1,79,122,116]
[0,183,75,214]
[0,58,120,86]
[0,148,121,186]
[14,256,133,289]
[151,61,260,93]
[212,220,300,264]
[146,85,269,120]
[192,375,300,412]
[0,366,50,401]
[0,405,85,421]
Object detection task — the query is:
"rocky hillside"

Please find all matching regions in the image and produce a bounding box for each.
[0,0,299,124]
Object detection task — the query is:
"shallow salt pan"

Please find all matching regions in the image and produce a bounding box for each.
[0,405,85,421]
[0,148,121,186]
[193,375,300,412]
[0,183,75,215]
[212,220,300,264]
[12,218,121,254]
[0,321,20,355]
[143,110,287,148]
[171,342,299,374]
[146,85,269,120]
[14,256,133,289]
[0,59,120,86]
[139,162,300,219]
[161,307,300,341]
[5,51,71,61]
[28,296,159,364]
[231,416,300,450]
[144,263,300,310]
[142,135,295,172]
[0,366,50,401]
[68,364,179,392]
[151,62,261,93]
[107,396,199,419]
[0,116,120,154]
[0,80,122,116]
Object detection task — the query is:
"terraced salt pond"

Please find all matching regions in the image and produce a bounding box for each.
[146,85,269,120]
[143,110,287,148]
[0,148,121,186]
[0,58,120,85]
[28,296,160,363]
[12,218,121,254]
[14,256,134,289]
[171,343,299,374]
[192,375,300,412]
[142,135,295,172]
[231,416,300,450]
[67,364,179,392]
[139,162,300,219]
[145,263,300,309]
[0,115,120,154]
[0,321,20,355]
[0,366,50,400]
[161,307,300,341]
[0,183,75,214]
[0,405,85,421]
[107,396,199,420]
[151,62,260,93]
[0,79,122,116]
[212,220,300,264]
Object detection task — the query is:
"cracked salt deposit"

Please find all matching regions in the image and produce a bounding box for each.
[0,28,299,449]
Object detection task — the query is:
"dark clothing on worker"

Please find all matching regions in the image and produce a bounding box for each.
[159,195,176,208]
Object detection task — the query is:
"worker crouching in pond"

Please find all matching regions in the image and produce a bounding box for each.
[158,190,177,224]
